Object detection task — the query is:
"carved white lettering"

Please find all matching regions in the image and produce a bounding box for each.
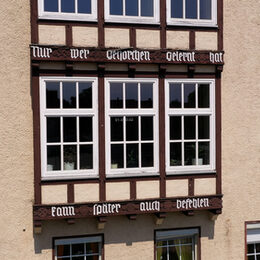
[31,46,52,58]
[166,51,195,62]
[106,49,150,62]
[93,203,121,216]
[176,198,210,210]
[140,201,160,212]
[51,206,75,217]
[71,48,90,59]
[209,52,223,63]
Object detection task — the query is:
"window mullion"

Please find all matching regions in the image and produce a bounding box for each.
[123,116,126,169]
[196,115,198,165]
[138,116,141,167]
[183,0,186,19]
[181,115,184,166]
[77,116,80,170]
[123,0,126,16]
[138,0,141,17]
[75,0,78,14]
[61,116,64,171]
[59,0,61,13]
[197,0,200,20]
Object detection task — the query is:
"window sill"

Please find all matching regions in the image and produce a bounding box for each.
[166,170,216,176]
[41,174,99,181]
[106,171,160,179]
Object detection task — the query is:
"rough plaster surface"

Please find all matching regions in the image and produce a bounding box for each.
[106,182,130,201]
[105,28,130,48]
[136,181,160,199]
[74,183,99,203]
[166,179,189,197]
[166,31,189,50]
[194,178,216,196]
[136,29,160,49]
[195,31,218,50]
[38,25,66,45]
[72,26,98,47]
[42,185,67,204]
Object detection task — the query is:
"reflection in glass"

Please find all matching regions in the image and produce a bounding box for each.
[156,246,167,260]
[46,82,60,108]
[141,143,153,167]
[170,142,182,166]
[141,117,153,140]
[184,84,195,108]
[61,0,75,13]
[86,256,99,260]
[170,83,181,108]
[57,244,70,256]
[63,82,76,108]
[184,142,195,165]
[110,0,123,15]
[110,83,123,108]
[170,116,181,140]
[169,246,180,259]
[198,116,209,139]
[186,0,197,19]
[78,0,91,14]
[64,145,77,170]
[79,117,92,142]
[44,0,58,12]
[181,245,192,259]
[80,145,93,169]
[63,117,77,142]
[126,117,138,141]
[79,82,92,108]
[111,117,123,141]
[171,0,183,18]
[47,146,61,171]
[184,116,195,139]
[141,0,153,17]
[141,83,153,108]
[200,0,211,19]
[47,117,60,143]
[199,142,210,165]
[126,0,138,16]
[256,243,260,252]
[127,144,138,168]
[247,256,255,260]
[126,83,138,108]
[198,84,209,108]
[247,244,254,254]
[72,244,84,255]
[111,144,124,168]
[86,242,99,254]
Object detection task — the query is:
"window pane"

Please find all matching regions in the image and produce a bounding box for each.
[141,116,153,140]
[200,0,211,19]
[72,243,84,255]
[86,256,99,260]
[64,145,77,170]
[247,256,255,260]
[257,255,260,260]
[171,0,183,18]
[170,116,181,140]
[126,0,138,16]
[78,0,92,14]
[247,244,255,254]
[141,83,153,108]
[61,0,75,13]
[179,237,192,244]
[79,82,92,108]
[169,246,181,260]
[46,82,60,108]
[110,0,123,15]
[186,0,197,19]
[127,144,139,168]
[86,242,99,254]
[198,116,209,139]
[184,142,195,165]
[170,83,182,108]
[184,116,195,139]
[63,82,76,108]
[170,142,182,166]
[111,117,123,141]
[79,117,92,142]
[141,0,154,17]
[184,84,195,108]
[181,245,192,259]
[57,244,70,256]
[80,145,93,169]
[63,117,77,142]
[44,0,58,12]
[126,83,138,108]
[47,117,60,143]
[47,146,61,171]
[199,142,210,165]
[126,117,138,141]
[111,144,124,168]
[110,83,123,108]
[256,243,260,252]
[141,143,153,167]
[198,84,209,108]
[157,246,167,260]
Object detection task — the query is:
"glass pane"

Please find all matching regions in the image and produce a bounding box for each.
[170,116,181,140]
[63,117,77,142]
[61,0,75,13]
[64,145,77,170]
[46,82,60,108]
[111,117,123,141]
[80,145,93,169]
[80,117,93,142]
[126,117,138,141]
[169,246,181,260]
[257,255,260,260]
[126,83,138,108]
[44,0,58,12]
[57,245,70,256]
[256,243,260,252]
[198,84,209,108]
[47,117,60,143]
[170,83,182,108]
[141,0,154,17]
[141,83,153,108]
[170,142,182,166]
[247,244,255,254]
[184,142,195,165]
[79,82,92,108]
[72,257,84,260]
[247,256,255,260]
[63,82,76,108]
[157,246,167,260]
[141,116,153,140]
[110,83,123,108]
[72,243,84,255]
[180,245,192,259]
[198,116,209,139]
[47,146,61,171]
[200,0,211,19]
[111,144,124,168]
[110,0,123,15]
[86,242,99,254]
[184,84,195,108]
[179,237,192,244]
[78,0,91,14]
[86,256,99,260]
[126,0,138,16]
[199,142,210,165]
[141,143,153,167]
[186,0,197,19]
[171,0,183,18]
[184,116,195,139]
[127,144,139,168]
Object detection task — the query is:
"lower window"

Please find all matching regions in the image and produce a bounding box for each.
[54,236,102,260]
[247,224,260,260]
[156,228,199,260]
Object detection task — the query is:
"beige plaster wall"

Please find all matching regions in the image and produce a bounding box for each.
[72,26,98,47]
[166,179,189,197]
[38,25,66,45]
[194,178,216,196]
[136,181,160,199]
[74,183,99,203]
[195,31,218,50]
[166,31,189,50]
[105,28,130,48]
[136,29,160,49]
[42,185,67,204]
[106,182,130,201]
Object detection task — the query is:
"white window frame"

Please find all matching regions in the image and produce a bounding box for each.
[105,78,159,177]
[40,77,98,180]
[165,79,216,175]
[105,0,160,24]
[247,224,260,260]
[167,0,217,27]
[38,0,97,21]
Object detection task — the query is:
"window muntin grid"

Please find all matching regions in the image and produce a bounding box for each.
[247,242,260,260]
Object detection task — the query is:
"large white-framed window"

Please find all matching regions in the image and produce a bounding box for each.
[105,78,159,177]
[246,223,260,260]
[156,228,199,260]
[55,236,102,260]
[165,79,215,174]
[40,77,98,180]
[38,0,97,21]
[105,0,160,24]
[167,0,217,27]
